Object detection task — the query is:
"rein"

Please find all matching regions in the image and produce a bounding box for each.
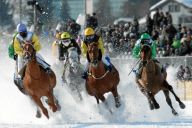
[26,58,42,80]
[88,70,109,80]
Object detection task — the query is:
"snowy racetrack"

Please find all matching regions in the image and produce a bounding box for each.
[0,38,191,127]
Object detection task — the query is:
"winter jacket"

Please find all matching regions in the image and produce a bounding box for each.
[13,32,41,56]
[81,35,105,57]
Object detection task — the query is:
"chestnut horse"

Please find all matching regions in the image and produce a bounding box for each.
[22,42,59,119]
[86,42,121,111]
[137,45,185,115]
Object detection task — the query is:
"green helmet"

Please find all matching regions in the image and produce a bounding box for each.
[140,33,150,40]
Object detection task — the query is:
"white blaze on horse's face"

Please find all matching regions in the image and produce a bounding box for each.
[68,48,79,73]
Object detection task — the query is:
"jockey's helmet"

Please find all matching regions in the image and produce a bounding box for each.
[61,32,71,39]
[140,33,151,46]
[84,27,97,43]
[61,32,71,47]
[17,23,27,33]
[84,27,95,36]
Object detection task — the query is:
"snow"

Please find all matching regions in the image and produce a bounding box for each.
[0,36,192,127]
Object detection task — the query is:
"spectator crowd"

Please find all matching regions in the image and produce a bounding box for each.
[97,9,192,58]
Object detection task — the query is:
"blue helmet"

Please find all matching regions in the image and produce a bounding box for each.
[17,23,27,33]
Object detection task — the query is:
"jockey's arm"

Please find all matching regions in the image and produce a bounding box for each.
[81,41,87,57]
[32,34,41,52]
[14,38,24,56]
[151,42,157,59]
[98,37,105,55]
[132,44,141,59]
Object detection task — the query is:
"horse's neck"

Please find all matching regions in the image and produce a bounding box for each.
[26,58,41,76]
[89,61,106,75]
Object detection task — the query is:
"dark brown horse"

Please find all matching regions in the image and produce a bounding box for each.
[22,42,59,119]
[86,42,121,111]
[137,45,185,115]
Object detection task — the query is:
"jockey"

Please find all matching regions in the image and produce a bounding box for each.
[132,33,165,93]
[81,27,112,79]
[14,23,51,81]
[59,31,81,82]
[52,23,62,59]
[132,33,159,90]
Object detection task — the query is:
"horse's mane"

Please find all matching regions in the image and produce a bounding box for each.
[68,47,77,52]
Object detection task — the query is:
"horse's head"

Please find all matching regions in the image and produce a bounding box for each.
[87,42,102,67]
[140,44,152,61]
[23,41,35,62]
[68,47,79,73]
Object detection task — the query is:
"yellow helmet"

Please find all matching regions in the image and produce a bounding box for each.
[84,27,95,36]
[61,32,71,39]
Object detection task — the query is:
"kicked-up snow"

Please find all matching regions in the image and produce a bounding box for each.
[0,37,191,127]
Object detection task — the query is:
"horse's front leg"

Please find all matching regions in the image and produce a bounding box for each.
[111,88,121,108]
[32,95,49,119]
[97,94,112,114]
[137,79,154,110]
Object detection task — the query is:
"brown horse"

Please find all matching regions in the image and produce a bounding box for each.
[22,42,59,119]
[86,42,121,111]
[137,45,185,115]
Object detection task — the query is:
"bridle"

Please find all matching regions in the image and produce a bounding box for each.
[23,42,35,61]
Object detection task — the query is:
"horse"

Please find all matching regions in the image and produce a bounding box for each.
[63,47,85,101]
[22,42,59,119]
[86,42,121,111]
[137,45,185,115]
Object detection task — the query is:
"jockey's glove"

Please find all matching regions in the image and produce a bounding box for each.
[142,60,147,66]
[59,56,65,61]
[14,55,17,61]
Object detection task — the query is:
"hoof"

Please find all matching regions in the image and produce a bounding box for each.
[149,102,154,110]
[36,110,41,118]
[154,102,160,109]
[172,110,178,116]
[43,109,49,119]
[115,102,121,108]
[56,102,61,111]
[52,105,57,112]
[179,102,185,109]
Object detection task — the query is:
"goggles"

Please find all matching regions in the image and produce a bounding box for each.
[141,39,151,46]
[84,35,96,43]
[61,39,71,46]
[19,31,27,38]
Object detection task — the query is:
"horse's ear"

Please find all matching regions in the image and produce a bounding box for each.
[98,49,102,61]
[86,52,90,62]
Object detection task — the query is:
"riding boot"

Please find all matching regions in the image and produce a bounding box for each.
[103,56,112,72]
[82,71,88,79]
[45,67,52,74]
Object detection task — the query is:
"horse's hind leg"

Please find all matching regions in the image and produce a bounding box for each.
[47,91,57,112]
[164,81,185,109]
[163,90,178,116]
[111,88,121,108]
[32,95,49,119]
